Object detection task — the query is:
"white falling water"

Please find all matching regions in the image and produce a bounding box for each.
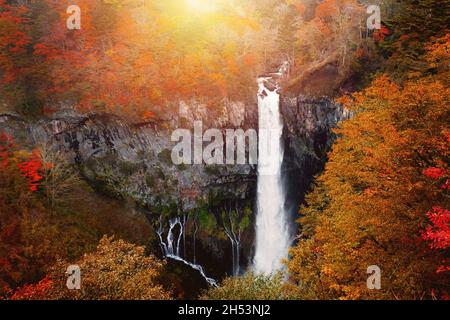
[253,71,290,274]
[157,216,217,287]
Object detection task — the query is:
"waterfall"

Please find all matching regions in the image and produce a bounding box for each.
[253,65,290,274]
[157,216,217,287]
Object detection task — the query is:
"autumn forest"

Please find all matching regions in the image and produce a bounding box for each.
[0,0,449,301]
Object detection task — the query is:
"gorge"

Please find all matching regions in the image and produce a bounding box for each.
[0,87,347,294]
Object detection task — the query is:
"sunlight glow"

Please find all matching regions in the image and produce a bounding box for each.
[185,0,217,14]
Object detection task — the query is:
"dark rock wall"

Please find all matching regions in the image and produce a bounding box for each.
[280,95,350,240]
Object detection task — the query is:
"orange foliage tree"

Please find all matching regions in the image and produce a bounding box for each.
[3,0,263,120]
[287,35,450,299]
[11,236,172,300]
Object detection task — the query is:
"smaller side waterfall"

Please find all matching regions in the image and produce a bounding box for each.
[157,216,217,287]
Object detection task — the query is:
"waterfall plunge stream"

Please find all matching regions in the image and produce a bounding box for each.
[253,65,290,275]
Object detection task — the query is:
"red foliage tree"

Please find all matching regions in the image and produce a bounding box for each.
[16,150,43,192]
[1,133,43,192]
[10,276,54,300]
[423,207,450,250]
[0,0,31,108]
[421,139,449,299]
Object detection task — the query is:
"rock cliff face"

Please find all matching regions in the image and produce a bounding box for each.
[0,95,348,279]
[0,100,257,210]
[280,95,350,235]
[0,100,258,279]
